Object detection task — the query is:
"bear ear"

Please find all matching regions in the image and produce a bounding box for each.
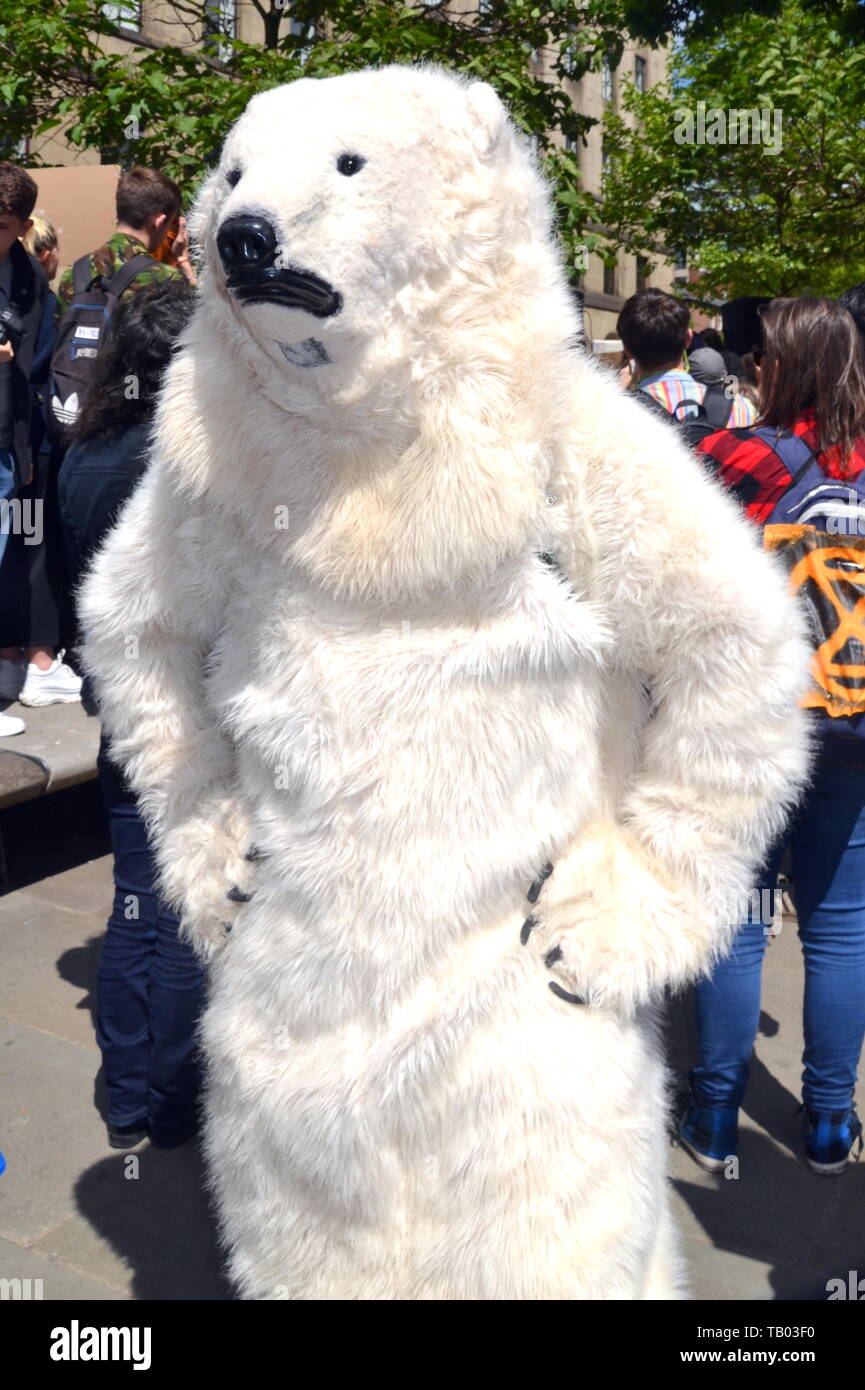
[465,80,507,158]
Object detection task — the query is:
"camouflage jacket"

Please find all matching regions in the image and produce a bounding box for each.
[57,231,183,317]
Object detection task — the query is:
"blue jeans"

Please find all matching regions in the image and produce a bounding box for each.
[0,448,17,575]
[96,740,206,1136]
[692,760,865,1113]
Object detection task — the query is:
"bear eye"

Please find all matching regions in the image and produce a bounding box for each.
[226,168,242,188]
[336,153,365,177]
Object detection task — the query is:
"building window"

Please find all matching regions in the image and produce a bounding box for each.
[102,1,141,29]
[561,23,580,79]
[603,258,617,297]
[289,15,316,61]
[634,55,647,93]
[601,55,615,103]
[0,128,28,162]
[203,0,236,56]
[564,133,578,153]
[636,255,650,291]
[601,137,613,189]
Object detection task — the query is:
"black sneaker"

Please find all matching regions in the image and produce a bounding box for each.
[148,1123,198,1150]
[107,1120,149,1150]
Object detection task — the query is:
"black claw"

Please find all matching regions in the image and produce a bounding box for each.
[548,981,586,1006]
[226,885,253,903]
[544,945,563,967]
[527,862,554,904]
[244,845,267,862]
[520,915,537,946]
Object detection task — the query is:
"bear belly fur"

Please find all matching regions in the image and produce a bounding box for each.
[197,556,682,1299]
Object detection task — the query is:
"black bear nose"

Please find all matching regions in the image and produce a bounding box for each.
[217,215,277,272]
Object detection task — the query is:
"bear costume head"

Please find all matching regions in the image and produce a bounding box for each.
[164,66,588,602]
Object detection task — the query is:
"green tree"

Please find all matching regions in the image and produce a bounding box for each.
[600,0,865,297]
[0,0,634,274]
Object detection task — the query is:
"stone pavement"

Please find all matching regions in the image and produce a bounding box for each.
[0,809,862,1300]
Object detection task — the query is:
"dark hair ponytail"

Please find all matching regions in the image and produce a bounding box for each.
[71,280,195,446]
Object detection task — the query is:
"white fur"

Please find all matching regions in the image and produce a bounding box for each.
[79,66,814,1299]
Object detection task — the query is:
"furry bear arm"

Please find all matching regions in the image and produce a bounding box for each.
[78,459,252,958]
[536,382,815,1013]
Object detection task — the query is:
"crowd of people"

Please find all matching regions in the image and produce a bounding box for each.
[2,151,864,1182]
[615,285,865,1177]
[0,158,201,1150]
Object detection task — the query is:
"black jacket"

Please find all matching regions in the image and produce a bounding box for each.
[2,239,48,482]
[58,421,151,593]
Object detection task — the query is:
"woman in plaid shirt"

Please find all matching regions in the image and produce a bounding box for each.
[680,297,865,1176]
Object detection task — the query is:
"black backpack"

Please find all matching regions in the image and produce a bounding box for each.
[635,381,733,450]
[49,252,152,441]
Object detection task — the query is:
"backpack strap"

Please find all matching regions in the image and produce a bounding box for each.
[754,426,822,493]
[72,255,96,296]
[103,253,155,302]
[670,398,706,422]
[701,383,733,430]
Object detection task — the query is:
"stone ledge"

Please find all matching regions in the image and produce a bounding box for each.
[0,702,99,809]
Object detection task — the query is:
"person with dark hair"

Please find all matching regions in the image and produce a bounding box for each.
[617,288,756,426]
[0,214,80,708]
[681,296,865,1177]
[56,166,193,322]
[0,162,48,735]
[838,283,865,345]
[59,279,204,1150]
[700,325,744,381]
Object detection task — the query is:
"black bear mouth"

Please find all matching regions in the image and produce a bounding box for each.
[227,267,342,318]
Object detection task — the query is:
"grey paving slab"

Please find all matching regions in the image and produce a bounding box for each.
[0,1019,107,1242]
[0,880,104,1050]
[18,854,113,923]
[58,1144,230,1301]
[680,1238,833,1302]
[0,1235,129,1301]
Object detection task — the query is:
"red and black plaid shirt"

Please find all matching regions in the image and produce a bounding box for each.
[696,412,865,524]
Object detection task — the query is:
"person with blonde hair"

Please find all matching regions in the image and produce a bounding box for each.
[22,214,59,282]
[0,209,82,705]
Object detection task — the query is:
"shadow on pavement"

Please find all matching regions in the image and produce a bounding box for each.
[665,989,865,1300]
[75,1141,234,1301]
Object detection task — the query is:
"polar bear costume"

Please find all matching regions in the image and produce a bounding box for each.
[80,66,812,1300]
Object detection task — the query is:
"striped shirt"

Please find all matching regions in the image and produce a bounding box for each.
[638,368,757,427]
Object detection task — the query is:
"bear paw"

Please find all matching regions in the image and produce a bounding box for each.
[521,820,707,1016]
[156,798,258,961]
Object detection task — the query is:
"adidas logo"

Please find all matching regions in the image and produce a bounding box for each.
[51,392,79,424]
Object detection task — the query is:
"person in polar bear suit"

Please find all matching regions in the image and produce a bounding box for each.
[79,65,813,1300]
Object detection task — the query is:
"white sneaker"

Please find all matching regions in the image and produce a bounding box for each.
[0,712,25,736]
[18,657,83,707]
[0,656,24,701]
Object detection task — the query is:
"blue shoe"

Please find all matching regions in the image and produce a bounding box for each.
[677,1101,739,1174]
[803,1105,863,1176]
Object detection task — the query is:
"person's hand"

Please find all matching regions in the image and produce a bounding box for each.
[171,214,190,265]
[171,216,197,285]
[0,340,14,363]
